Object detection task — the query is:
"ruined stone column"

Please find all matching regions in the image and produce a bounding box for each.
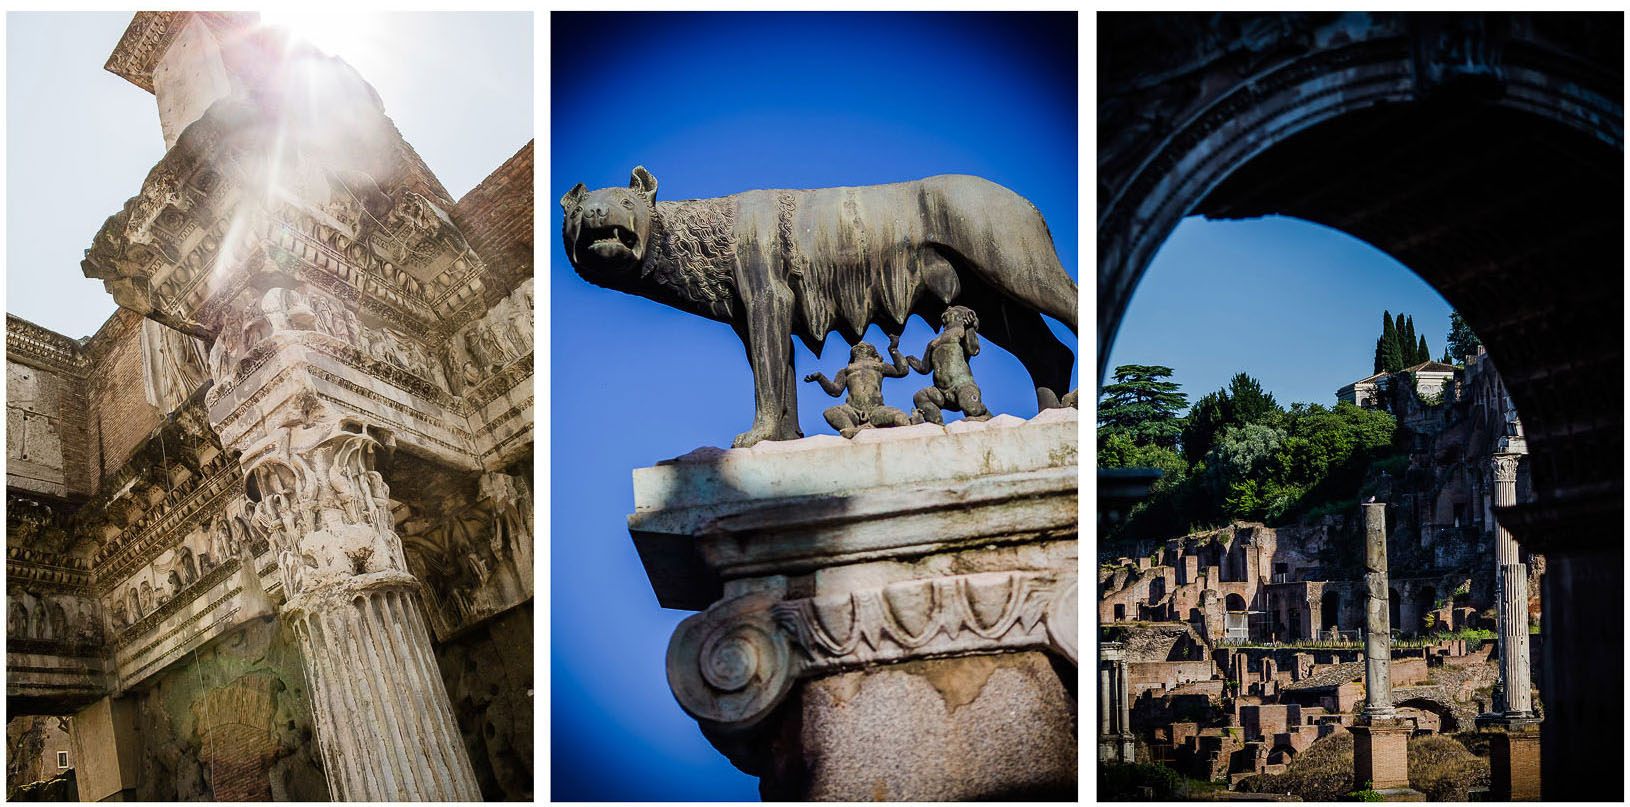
[1490,453,1534,718]
[243,421,481,801]
[1360,502,1393,718]
[1100,664,1114,737]
[1351,502,1419,797]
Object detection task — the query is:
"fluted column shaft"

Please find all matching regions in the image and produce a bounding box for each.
[1491,454,1534,718]
[1100,666,1113,735]
[1361,502,1393,717]
[239,422,482,801]
[1116,659,1131,734]
[286,575,482,801]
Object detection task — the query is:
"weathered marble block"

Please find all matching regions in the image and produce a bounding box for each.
[630,408,1079,800]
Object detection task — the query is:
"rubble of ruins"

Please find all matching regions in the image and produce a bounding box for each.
[1099,347,1541,791]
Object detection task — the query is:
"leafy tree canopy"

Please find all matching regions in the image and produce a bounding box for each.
[1446,311,1481,362]
[1099,364,1188,449]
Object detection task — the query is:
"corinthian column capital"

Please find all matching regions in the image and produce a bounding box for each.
[1491,453,1521,484]
[237,392,406,601]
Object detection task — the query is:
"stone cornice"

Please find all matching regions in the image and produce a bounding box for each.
[104,12,256,94]
[5,315,88,376]
[92,457,241,592]
[111,555,242,649]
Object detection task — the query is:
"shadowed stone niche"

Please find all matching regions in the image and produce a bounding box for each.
[630,410,1079,800]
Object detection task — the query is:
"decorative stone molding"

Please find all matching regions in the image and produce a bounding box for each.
[6,315,89,376]
[668,571,1078,732]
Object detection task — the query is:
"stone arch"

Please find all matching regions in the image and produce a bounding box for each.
[1148,575,1167,603]
[1225,593,1248,612]
[1397,696,1459,734]
[1100,22,1619,793]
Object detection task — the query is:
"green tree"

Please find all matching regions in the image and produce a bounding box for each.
[1099,365,1188,449]
[1181,390,1230,465]
[1402,315,1417,364]
[1417,334,1430,365]
[1376,310,1405,374]
[1227,373,1281,426]
[1446,311,1481,362]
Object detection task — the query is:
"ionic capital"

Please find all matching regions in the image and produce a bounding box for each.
[666,571,1078,733]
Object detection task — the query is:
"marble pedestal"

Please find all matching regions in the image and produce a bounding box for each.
[630,410,1079,800]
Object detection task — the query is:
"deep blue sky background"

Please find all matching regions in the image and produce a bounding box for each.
[551,12,1076,801]
[1105,216,1455,413]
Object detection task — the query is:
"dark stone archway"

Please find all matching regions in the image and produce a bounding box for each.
[1100,12,1621,799]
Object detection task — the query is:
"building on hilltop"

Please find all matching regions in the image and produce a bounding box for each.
[1336,360,1458,410]
[5,13,532,801]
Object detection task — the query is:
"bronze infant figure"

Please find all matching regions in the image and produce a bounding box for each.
[803,334,920,438]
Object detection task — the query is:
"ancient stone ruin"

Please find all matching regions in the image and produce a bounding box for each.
[1099,12,1621,799]
[1098,348,1547,796]
[6,13,532,801]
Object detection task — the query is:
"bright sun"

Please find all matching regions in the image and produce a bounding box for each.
[257,11,382,67]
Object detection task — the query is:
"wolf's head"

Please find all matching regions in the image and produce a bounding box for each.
[560,166,658,281]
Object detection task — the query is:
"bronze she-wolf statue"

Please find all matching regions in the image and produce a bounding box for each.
[561,167,1078,447]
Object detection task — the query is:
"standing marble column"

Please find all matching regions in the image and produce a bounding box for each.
[1491,453,1534,718]
[245,422,481,801]
[1360,502,1393,718]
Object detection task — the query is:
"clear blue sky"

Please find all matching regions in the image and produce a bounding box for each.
[6,11,532,339]
[1105,215,1456,413]
[551,11,1076,801]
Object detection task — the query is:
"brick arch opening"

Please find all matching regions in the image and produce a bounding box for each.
[1100,14,1620,798]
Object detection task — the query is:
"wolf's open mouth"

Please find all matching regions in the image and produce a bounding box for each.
[582,225,638,251]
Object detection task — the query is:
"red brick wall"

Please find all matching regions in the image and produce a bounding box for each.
[452,140,533,301]
[85,311,161,484]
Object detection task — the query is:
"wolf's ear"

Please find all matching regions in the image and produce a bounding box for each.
[560,183,585,214]
[630,166,658,204]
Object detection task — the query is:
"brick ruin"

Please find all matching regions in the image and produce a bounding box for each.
[6,13,531,801]
[1098,348,1542,788]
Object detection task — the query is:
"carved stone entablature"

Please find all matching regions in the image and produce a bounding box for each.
[392,458,533,640]
[6,315,89,376]
[84,397,244,589]
[201,283,455,411]
[82,93,489,341]
[7,587,105,649]
[103,12,255,94]
[667,571,1079,731]
[448,279,533,398]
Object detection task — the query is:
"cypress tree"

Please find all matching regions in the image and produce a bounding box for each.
[1417,335,1430,365]
[1403,316,1417,364]
[1380,311,1404,373]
